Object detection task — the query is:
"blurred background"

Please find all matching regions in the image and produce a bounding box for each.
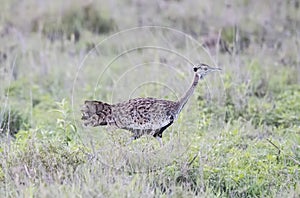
[0,0,299,197]
[1,0,299,129]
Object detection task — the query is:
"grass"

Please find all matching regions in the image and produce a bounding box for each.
[0,0,300,197]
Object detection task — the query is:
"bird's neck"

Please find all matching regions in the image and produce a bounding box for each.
[176,73,200,114]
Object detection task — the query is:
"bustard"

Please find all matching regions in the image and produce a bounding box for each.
[81,63,221,145]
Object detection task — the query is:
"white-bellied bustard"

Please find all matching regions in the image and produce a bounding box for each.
[81,63,221,145]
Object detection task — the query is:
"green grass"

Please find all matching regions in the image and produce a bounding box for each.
[0,0,300,197]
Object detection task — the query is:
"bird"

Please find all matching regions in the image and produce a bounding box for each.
[81,63,221,145]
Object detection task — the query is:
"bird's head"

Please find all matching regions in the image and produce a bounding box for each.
[193,63,221,79]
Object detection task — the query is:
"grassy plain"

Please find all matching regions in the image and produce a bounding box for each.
[0,0,299,197]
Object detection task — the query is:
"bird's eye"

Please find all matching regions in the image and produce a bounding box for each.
[204,67,208,71]
[193,67,198,72]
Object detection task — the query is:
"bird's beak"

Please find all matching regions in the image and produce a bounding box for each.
[209,66,222,71]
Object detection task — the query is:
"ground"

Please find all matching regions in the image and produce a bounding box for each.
[0,0,299,197]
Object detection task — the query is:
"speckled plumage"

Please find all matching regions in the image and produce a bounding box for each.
[81,63,221,143]
[82,98,179,139]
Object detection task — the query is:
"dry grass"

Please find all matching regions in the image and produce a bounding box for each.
[0,0,299,197]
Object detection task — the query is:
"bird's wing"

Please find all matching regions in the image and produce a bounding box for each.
[111,98,177,131]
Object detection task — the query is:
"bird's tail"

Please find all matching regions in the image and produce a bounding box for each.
[81,100,112,127]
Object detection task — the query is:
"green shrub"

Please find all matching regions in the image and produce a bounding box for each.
[0,109,29,137]
[31,3,116,41]
[3,130,86,184]
[1,99,87,184]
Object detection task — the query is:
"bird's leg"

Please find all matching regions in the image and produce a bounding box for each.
[126,136,135,146]
[151,130,163,147]
[126,130,139,146]
[156,136,163,147]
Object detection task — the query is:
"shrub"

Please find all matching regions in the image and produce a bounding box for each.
[0,109,28,137]
[31,3,116,42]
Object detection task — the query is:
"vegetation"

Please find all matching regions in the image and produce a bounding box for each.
[0,0,299,197]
